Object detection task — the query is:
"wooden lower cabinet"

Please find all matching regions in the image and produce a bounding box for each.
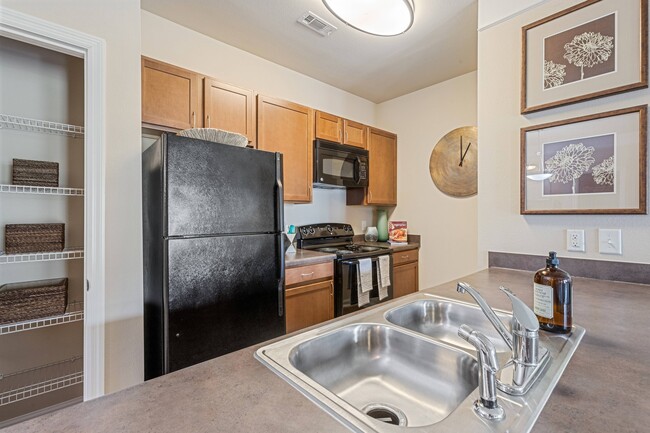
[392,248,419,299]
[285,279,334,333]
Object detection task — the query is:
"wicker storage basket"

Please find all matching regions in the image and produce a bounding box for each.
[0,278,68,324]
[4,223,65,254]
[12,158,59,187]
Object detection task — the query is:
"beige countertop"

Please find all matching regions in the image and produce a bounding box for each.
[285,248,336,268]
[7,268,649,432]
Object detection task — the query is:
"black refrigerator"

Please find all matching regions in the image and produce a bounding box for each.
[142,133,285,380]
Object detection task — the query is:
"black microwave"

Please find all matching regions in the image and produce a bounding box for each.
[313,139,369,188]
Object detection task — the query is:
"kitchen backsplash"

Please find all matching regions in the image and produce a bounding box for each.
[284,188,374,235]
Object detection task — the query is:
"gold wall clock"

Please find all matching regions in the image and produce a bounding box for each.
[429,126,478,197]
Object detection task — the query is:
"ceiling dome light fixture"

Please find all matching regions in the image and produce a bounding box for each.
[322,0,415,37]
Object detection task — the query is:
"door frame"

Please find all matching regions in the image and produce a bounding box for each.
[0,7,106,399]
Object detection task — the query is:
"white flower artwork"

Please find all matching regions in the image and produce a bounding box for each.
[544,60,567,88]
[591,155,615,185]
[542,13,616,90]
[563,31,614,80]
[544,142,595,193]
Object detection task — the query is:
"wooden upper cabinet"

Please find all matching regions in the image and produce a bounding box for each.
[257,95,314,202]
[367,127,397,205]
[315,111,367,149]
[346,126,398,206]
[142,57,201,130]
[204,78,255,145]
[315,111,342,142]
[343,119,367,149]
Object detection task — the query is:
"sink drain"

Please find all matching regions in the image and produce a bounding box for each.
[362,403,408,426]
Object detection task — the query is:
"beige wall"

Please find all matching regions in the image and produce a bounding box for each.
[478,0,650,267]
[478,0,548,30]
[377,71,479,288]
[1,0,144,393]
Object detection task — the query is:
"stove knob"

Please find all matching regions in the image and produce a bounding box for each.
[326,225,332,232]
[301,227,308,235]
[309,227,315,235]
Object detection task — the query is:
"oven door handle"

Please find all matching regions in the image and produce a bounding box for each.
[342,256,386,266]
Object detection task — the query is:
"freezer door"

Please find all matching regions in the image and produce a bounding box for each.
[164,134,283,236]
[165,234,285,373]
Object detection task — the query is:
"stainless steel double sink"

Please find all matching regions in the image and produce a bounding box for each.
[256,292,585,432]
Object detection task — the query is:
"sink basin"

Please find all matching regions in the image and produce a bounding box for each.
[385,299,512,355]
[289,324,478,427]
[256,293,585,433]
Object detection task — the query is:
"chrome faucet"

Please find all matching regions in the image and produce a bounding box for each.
[456,282,549,396]
[458,324,505,421]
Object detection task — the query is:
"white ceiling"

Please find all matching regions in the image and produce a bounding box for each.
[141,0,478,103]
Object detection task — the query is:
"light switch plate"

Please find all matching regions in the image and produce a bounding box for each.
[566,229,585,252]
[598,229,622,255]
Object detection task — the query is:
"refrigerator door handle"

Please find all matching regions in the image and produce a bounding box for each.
[275,153,284,233]
[276,233,285,317]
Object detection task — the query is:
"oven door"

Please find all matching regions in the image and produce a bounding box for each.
[314,139,368,188]
[336,255,393,317]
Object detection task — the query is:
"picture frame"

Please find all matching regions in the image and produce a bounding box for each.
[520,105,647,214]
[521,0,648,114]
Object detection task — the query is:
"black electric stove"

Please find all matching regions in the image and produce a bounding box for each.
[296,223,393,316]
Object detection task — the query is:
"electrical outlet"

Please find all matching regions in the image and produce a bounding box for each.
[566,229,585,252]
[599,229,622,255]
[361,220,367,231]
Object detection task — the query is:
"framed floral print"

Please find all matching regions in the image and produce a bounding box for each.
[521,0,648,114]
[521,105,647,214]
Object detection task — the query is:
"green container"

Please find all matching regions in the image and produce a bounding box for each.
[377,209,389,242]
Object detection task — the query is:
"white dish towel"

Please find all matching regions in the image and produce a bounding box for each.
[378,255,391,300]
[356,258,373,307]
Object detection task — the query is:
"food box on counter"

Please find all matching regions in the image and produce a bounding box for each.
[388,221,408,244]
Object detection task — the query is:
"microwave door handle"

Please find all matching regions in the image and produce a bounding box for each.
[353,156,361,184]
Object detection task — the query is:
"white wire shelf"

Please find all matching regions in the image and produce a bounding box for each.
[0,248,84,265]
[0,356,83,406]
[0,184,84,196]
[0,302,84,336]
[0,114,84,138]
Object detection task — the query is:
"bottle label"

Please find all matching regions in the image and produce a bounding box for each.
[534,283,554,319]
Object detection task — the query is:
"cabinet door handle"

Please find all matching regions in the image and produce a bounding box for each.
[401,255,409,259]
[345,130,348,142]
[301,272,315,278]
[368,190,372,202]
[207,115,211,128]
[192,111,196,128]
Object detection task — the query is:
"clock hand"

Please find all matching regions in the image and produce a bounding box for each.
[459,141,472,167]
[459,136,463,166]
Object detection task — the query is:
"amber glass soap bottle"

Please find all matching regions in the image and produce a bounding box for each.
[533,251,572,334]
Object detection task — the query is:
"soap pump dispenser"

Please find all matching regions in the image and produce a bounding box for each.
[533,251,573,334]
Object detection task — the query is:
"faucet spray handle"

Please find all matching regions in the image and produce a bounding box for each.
[498,286,539,333]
